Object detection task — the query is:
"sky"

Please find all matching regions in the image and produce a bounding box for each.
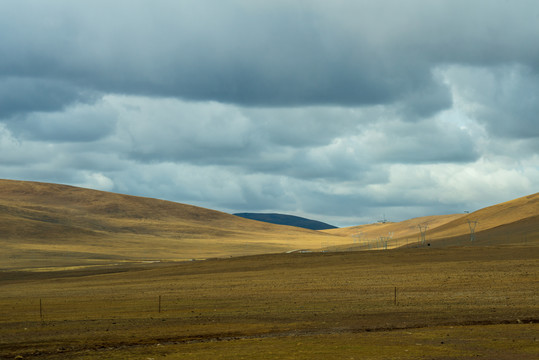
[1,0,538,227]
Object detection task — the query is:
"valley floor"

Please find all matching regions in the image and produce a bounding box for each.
[1,244,538,359]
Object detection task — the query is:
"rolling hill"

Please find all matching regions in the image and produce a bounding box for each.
[325,192,539,249]
[0,179,346,270]
[233,213,337,230]
[1,179,537,270]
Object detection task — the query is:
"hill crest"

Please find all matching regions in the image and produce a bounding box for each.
[1,179,537,270]
[0,179,347,270]
[234,213,337,230]
[325,192,539,249]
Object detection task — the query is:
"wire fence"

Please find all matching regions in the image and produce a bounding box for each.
[3,281,536,324]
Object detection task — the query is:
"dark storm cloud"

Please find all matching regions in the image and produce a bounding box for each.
[2,0,537,112]
[0,77,95,119]
[6,100,117,142]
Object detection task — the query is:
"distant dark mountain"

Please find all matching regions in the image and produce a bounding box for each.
[234,213,338,230]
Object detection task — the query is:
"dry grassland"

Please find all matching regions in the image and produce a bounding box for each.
[0,179,348,270]
[1,244,537,359]
[326,192,539,251]
[2,180,537,269]
[1,180,538,358]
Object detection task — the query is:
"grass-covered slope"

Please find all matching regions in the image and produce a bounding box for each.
[325,193,539,248]
[0,179,345,270]
[1,179,537,269]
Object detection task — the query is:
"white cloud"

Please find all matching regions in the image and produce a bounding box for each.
[441,64,539,139]
[75,172,114,192]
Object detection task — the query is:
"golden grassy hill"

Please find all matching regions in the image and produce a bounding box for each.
[325,192,539,249]
[426,193,539,239]
[325,214,465,239]
[0,179,346,270]
[2,179,537,270]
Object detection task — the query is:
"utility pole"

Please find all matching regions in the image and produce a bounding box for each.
[467,220,478,242]
[418,224,428,245]
[352,232,363,245]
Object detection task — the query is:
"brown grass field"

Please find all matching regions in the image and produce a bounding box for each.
[0,245,538,359]
[0,179,349,271]
[0,180,538,359]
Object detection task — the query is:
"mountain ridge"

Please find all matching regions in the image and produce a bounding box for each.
[234,213,337,230]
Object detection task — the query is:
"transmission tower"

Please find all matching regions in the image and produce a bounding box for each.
[418,224,428,245]
[467,220,478,242]
[352,232,363,245]
[378,236,388,250]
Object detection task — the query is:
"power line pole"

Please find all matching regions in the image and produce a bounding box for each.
[467,220,478,242]
[418,224,428,245]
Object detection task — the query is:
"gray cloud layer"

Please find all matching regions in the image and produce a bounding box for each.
[2,1,538,109]
[1,1,538,226]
